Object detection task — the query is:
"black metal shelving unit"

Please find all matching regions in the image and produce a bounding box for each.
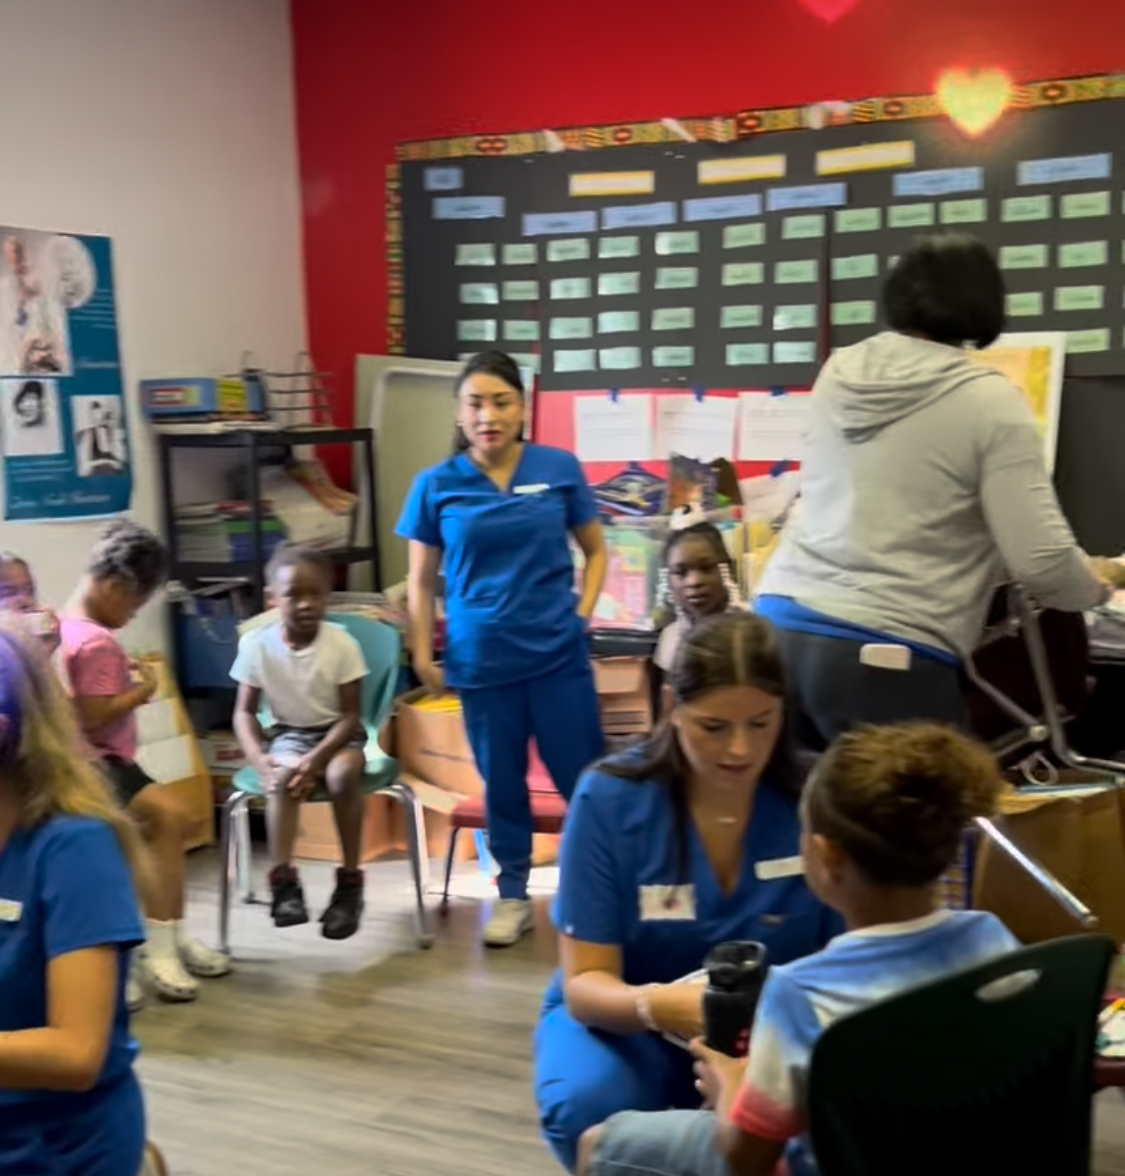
[157,426,381,687]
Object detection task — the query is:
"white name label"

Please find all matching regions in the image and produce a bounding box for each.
[639,884,697,921]
[754,856,805,881]
[0,899,23,922]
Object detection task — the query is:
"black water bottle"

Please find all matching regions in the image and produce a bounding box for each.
[702,941,769,1057]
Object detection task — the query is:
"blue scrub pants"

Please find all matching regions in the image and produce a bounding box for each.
[460,660,605,901]
[534,995,700,1172]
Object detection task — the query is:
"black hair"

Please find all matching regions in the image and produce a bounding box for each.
[265,542,333,588]
[14,381,43,409]
[806,723,1000,888]
[602,612,801,880]
[663,521,733,571]
[451,350,526,454]
[882,233,1007,349]
[86,519,168,596]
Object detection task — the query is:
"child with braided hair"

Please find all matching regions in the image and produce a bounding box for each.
[654,518,741,677]
[60,520,229,1009]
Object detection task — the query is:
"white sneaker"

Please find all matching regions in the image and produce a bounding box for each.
[174,923,232,979]
[483,898,534,948]
[126,952,147,1013]
[144,920,199,1003]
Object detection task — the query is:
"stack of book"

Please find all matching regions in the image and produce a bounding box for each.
[175,501,287,565]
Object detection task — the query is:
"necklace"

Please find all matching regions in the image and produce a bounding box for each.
[715,815,739,826]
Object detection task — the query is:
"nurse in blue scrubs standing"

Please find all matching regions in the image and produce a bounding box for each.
[533,612,838,1171]
[398,350,608,948]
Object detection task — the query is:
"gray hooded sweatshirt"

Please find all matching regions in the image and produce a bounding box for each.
[756,331,1103,658]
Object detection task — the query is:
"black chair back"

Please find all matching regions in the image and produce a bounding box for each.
[806,934,1115,1176]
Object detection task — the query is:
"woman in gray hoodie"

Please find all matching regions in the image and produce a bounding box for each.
[756,233,1120,749]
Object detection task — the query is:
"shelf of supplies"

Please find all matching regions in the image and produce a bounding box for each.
[174,547,377,581]
[157,426,371,449]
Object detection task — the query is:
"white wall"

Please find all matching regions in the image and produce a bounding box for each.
[0,0,306,651]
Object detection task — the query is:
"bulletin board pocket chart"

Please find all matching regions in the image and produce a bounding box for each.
[393,74,1125,391]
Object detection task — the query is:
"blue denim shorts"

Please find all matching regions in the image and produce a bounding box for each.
[588,1109,728,1176]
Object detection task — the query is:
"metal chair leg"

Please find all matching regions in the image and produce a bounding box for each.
[391,783,433,949]
[441,827,462,913]
[235,800,254,902]
[218,791,243,956]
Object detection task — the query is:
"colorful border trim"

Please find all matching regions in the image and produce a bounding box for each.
[386,163,404,354]
[396,73,1125,161]
[387,71,1125,351]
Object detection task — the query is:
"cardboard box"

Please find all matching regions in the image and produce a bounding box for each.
[395,688,484,796]
[139,375,266,421]
[594,657,652,738]
[201,731,249,776]
[974,782,1125,944]
[293,794,400,864]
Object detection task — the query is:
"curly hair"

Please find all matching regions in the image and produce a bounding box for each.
[806,723,1001,888]
[265,541,333,588]
[86,519,168,596]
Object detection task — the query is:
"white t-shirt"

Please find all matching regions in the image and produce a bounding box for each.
[230,622,368,729]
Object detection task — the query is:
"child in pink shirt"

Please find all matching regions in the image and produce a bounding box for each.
[60,520,230,1008]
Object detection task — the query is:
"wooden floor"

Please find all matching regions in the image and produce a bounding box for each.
[140,851,1125,1175]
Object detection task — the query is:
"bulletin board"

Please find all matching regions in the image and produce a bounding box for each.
[390,74,1125,546]
[393,74,1125,393]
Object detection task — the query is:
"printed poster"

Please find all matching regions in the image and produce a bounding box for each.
[0,226,131,520]
[969,331,1066,473]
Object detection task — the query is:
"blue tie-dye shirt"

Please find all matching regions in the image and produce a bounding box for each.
[730,909,1018,1176]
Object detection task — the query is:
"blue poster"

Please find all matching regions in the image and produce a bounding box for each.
[0,227,131,521]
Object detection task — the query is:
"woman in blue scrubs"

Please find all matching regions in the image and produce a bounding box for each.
[0,620,148,1176]
[398,350,607,948]
[534,612,838,1172]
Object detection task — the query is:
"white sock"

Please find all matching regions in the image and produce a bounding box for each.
[145,919,178,960]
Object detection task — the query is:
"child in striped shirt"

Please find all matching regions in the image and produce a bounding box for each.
[577,723,1017,1176]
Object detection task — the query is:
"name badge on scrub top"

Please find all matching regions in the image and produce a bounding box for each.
[0,899,23,922]
[512,483,550,495]
[640,884,697,921]
[754,856,804,881]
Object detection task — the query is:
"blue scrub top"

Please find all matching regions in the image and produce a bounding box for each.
[396,442,599,690]
[543,759,840,1007]
[0,816,144,1156]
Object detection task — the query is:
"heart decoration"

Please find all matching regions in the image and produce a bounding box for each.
[795,0,862,22]
[936,68,1013,136]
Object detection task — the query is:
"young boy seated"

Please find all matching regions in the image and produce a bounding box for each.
[577,723,1018,1176]
[60,520,230,1008]
[231,543,369,940]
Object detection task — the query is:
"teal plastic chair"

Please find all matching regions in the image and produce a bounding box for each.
[217,613,432,953]
[806,933,1115,1176]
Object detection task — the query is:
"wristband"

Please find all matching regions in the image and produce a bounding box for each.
[635,984,660,1033]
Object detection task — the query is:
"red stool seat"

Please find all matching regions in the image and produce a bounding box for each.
[439,758,569,910]
[448,787,568,834]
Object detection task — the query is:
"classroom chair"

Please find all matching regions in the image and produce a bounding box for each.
[806,933,1115,1176]
[438,770,567,912]
[967,582,1125,776]
[217,613,433,952]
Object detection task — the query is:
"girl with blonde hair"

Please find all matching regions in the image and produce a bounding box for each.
[0,616,151,1175]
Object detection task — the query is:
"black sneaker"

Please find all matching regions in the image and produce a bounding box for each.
[320,868,365,940]
[269,866,310,928]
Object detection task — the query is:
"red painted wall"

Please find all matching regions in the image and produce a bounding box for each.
[290,0,1122,446]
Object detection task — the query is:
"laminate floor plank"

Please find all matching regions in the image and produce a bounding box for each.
[134,850,1125,1174]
